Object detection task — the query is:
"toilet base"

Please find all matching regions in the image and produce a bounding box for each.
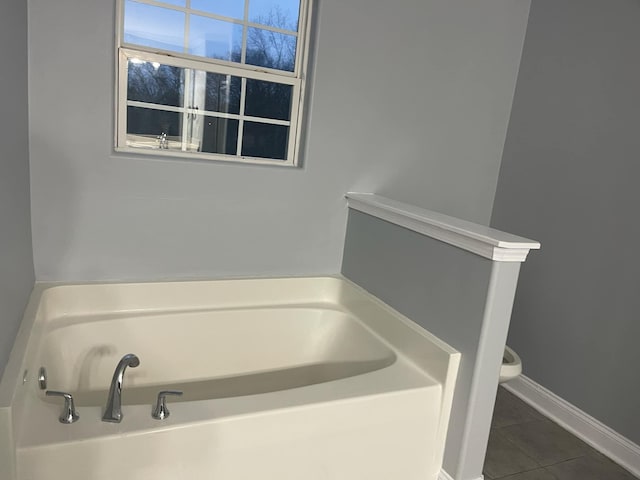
[500,346,522,383]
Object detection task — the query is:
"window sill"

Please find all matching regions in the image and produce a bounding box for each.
[113,146,298,167]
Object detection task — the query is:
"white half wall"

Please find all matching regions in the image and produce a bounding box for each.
[28,0,531,282]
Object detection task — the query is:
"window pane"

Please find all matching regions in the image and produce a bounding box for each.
[246,27,296,71]
[124,1,185,53]
[245,79,291,121]
[241,122,288,160]
[204,73,241,114]
[127,59,184,107]
[157,0,185,6]
[189,15,243,62]
[249,0,300,32]
[191,116,239,154]
[191,0,245,20]
[126,107,183,150]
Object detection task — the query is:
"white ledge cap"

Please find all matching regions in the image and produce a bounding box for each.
[346,193,541,262]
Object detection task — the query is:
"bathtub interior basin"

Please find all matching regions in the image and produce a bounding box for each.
[40,307,396,406]
[0,276,460,480]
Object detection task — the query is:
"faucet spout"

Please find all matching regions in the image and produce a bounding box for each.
[102,353,140,423]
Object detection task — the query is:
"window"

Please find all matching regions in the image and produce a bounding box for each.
[116,0,312,166]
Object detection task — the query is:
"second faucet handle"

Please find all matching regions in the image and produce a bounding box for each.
[46,390,80,424]
[152,390,183,420]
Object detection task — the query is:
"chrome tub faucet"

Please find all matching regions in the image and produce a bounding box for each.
[102,353,140,423]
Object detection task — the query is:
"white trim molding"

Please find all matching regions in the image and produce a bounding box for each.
[438,469,483,480]
[345,193,540,262]
[504,375,640,478]
[438,470,455,480]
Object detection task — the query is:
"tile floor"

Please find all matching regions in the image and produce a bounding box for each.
[483,387,638,480]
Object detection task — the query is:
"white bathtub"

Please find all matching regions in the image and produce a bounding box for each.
[0,276,459,480]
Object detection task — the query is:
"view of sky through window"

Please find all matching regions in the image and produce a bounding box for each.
[190,0,243,19]
[124,0,301,56]
[249,0,300,30]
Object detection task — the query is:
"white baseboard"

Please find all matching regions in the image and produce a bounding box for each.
[438,470,455,480]
[438,469,483,480]
[503,375,640,478]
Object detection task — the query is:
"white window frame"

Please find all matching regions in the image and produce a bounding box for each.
[114,0,313,167]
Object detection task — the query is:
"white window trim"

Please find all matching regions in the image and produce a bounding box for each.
[114,0,313,167]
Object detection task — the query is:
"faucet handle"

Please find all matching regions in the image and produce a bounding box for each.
[46,390,80,424]
[152,390,183,420]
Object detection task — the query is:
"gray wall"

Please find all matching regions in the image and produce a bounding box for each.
[343,211,522,480]
[491,0,640,445]
[0,0,35,379]
[28,0,530,282]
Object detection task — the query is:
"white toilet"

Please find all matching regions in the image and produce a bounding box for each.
[499,346,522,383]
